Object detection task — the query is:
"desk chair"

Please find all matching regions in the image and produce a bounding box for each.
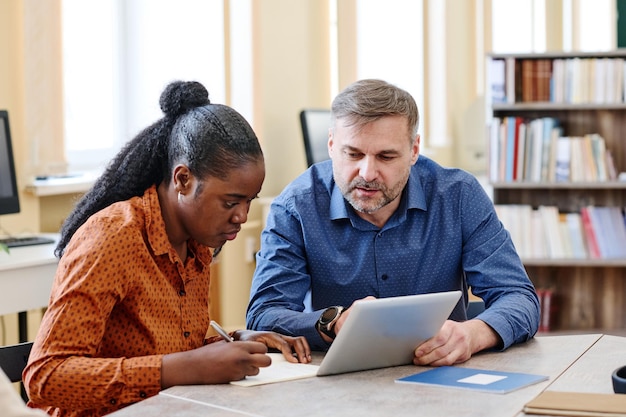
[299,109,331,167]
[0,341,33,402]
[467,299,485,319]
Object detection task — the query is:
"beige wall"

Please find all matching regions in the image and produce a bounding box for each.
[0,0,491,330]
[1,0,488,231]
[252,0,333,197]
[0,0,65,235]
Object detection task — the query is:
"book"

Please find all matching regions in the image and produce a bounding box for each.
[523,120,534,181]
[535,58,552,102]
[550,58,565,102]
[593,57,606,104]
[229,353,319,387]
[514,119,526,181]
[539,206,565,258]
[565,212,588,259]
[489,58,507,103]
[588,206,611,258]
[505,57,517,104]
[540,288,556,332]
[522,59,536,102]
[524,391,626,416]
[570,137,585,182]
[606,207,626,258]
[395,366,548,394]
[495,204,533,258]
[558,215,573,258]
[505,117,517,182]
[554,136,571,182]
[581,134,598,182]
[489,118,502,182]
[529,118,545,182]
[589,133,608,181]
[580,207,601,259]
[605,149,618,180]
[540,117,559,182]
[530,209,548,258]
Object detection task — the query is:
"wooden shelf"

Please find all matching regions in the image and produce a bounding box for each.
[489,49,626,60]
[487,50,626,333]
[493,102,626,111]
[521,258,626,267]
[492,181,626,190]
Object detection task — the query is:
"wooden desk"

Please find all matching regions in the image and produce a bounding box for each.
[109,334,619,417]
[529,334,623,395]
[514,334,626,417]
[0,235,58,341]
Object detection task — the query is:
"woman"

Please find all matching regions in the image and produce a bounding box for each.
[23,81,310,417]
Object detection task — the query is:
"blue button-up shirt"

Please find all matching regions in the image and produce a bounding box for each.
[246,156,540,350]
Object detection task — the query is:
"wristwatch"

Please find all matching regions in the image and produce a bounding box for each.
[316,306,345,340]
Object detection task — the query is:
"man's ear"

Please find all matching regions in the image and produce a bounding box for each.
[327,128,333,158]
[411,134,420,164]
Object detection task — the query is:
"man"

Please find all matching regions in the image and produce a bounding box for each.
[246,79,539,366]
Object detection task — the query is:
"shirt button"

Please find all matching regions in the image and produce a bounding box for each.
[109,398,117,405]
[184,331,190,338]
[381,274,389,281]
[139,391,147,398]
[179,289,186,296]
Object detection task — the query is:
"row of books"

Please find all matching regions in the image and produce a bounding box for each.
[488,116,617,183]
[489,57,626,105]
[495,205,626,260]
[536,288,556,333]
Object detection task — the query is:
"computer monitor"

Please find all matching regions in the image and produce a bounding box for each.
[299,109,331,167]
[0,110,21,216]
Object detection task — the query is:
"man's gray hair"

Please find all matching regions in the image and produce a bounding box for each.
[331,79,420,140]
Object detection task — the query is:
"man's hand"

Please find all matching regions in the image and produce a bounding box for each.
[413,319,501,366]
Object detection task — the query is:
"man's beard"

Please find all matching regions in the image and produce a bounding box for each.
[342,178,401,214]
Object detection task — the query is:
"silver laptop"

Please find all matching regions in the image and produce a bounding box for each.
[316,290,462,376]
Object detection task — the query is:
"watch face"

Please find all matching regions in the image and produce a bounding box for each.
[320,306,339,324]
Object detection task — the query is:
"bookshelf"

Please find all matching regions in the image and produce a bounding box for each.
[486,50,626,333]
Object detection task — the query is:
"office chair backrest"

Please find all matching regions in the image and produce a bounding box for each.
[0,341,33,402]
[299,109,331,167]
[0,341,33,383]
[467,299,485,319]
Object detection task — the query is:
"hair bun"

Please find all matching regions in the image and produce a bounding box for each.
[159,80,210,118]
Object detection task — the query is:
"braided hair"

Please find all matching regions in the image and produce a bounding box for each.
[55,80,263,258]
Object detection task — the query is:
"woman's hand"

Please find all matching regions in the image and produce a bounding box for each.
[161,340,271,388]
[234,330,312,364]
[161,331,311,388]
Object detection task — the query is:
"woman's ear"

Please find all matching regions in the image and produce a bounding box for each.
[173,164,192,193]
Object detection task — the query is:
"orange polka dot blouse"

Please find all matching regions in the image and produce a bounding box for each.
[24,185,214,417]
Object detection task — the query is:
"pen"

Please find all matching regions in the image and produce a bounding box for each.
[210,320,234,342]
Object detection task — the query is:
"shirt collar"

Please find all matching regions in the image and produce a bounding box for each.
[328,165,427,223]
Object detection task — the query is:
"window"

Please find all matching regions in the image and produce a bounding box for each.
[492,0,545,53]
[492,0,614,54]
[62,0,226,173]
[354,0,424,137]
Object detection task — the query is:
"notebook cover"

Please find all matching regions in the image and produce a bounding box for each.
[523,391,626,416]
[395,366,548,394]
